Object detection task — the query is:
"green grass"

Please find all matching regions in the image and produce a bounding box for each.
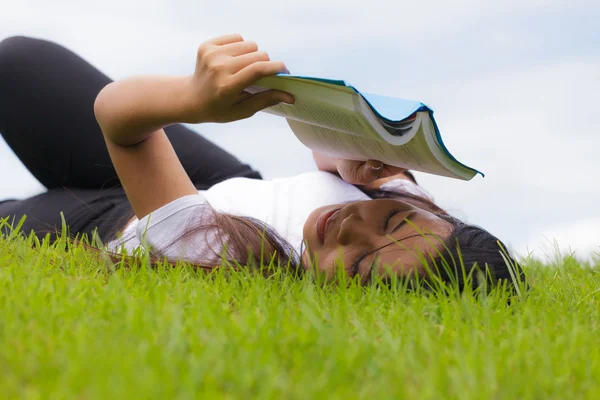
[1,223,600,399]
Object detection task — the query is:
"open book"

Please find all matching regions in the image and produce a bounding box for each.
[247,75,481,180]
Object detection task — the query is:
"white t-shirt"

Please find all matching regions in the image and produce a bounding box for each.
[107,171,432,262]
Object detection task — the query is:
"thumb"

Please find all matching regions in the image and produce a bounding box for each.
[337,159,383,185]
[236,90,294,119]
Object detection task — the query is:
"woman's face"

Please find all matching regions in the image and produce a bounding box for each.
[302,199,451,282]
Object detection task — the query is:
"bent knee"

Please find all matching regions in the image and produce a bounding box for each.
[0,35,41,56]
[0,36,48,76]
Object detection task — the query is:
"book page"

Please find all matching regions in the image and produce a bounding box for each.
[289,119,467,179]
[420,119,478,179]
[251,77,384,141]
[265,102,385,141]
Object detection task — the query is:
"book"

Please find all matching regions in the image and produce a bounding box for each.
[246,74,482,180]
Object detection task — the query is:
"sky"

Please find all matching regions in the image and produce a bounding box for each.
[1,0,599,262]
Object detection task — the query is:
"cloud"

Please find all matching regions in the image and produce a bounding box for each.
[3,1,597,67]
[0,140,45,198]
[524,218,600,261]
[408,60,600,256]
[1,0,598,260]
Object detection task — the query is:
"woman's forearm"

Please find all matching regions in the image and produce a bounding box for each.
[94,75,192,146]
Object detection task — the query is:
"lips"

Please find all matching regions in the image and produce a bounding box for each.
[316,208,340,244]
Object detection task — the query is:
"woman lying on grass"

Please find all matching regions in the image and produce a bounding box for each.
[0,35,523,289]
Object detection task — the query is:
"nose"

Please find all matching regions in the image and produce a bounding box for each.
[337,213,374,246]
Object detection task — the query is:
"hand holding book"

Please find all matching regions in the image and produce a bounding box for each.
[313,151,407,185]
[181,34,294,124]
[247,75,482,180]
[335,159,408,185]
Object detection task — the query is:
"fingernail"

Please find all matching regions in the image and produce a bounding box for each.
[367,160,383,170]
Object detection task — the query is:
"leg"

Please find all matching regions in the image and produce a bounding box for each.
[0,36,261,191]
[0,187,133,242]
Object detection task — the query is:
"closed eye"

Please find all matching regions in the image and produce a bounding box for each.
[383,208,400,230]
[353,211,418,278]
[390,211,417,234]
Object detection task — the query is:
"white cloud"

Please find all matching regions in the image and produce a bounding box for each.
[1,0,599,260]
[402,60,600,256]
[523,218,600,262]
[2,0,597,71]
[0,140,45,198]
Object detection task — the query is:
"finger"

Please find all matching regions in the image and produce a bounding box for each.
[357,160,383,184]
[207,33,244,46]
[379,164,407,178]
[231,90,294,120]
[338,160,382,185]
[221,40,259,56]
[366,160,384,170]
[236,90,254,102]
[231,61,288,91]
[229,51,270,72]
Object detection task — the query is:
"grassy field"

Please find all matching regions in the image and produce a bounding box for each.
[1,223,600,399]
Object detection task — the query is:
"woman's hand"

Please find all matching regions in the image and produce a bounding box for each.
[312,152,407,185]
[182,34,294,124]
[334,159,407,185]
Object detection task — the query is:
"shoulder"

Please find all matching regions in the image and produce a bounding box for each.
[135,194,216,260]
[137,194,208,228]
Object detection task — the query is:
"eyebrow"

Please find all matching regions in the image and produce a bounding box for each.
[391,211,417,234]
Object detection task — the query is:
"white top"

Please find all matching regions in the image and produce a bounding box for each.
[107,171,432,262]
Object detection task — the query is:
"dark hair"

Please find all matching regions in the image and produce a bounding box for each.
[362,187,525,291]
[429,214,525,292]
[145,184,524,292]
[158,207,302,276]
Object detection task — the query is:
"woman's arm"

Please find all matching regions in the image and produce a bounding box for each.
[312,151,410,188]
[94,34,293,218]
[95,76,198,219]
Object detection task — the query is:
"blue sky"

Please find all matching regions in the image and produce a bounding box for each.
[1,0,599,260]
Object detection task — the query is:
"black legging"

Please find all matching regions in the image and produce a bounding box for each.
[0,36,261,242]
